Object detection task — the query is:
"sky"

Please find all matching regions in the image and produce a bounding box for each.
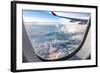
[23,10,90,23]
[23,10,60,22]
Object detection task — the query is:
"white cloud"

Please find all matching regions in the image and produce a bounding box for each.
[23,17,59,22]
[59,18,71,24]
[23,17,60,25]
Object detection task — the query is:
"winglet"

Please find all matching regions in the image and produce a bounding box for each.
[51,11,57,16]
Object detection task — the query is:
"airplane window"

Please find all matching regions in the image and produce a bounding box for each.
[23,10,90,61]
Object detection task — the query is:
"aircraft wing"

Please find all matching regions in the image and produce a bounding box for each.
[51,11,89,24]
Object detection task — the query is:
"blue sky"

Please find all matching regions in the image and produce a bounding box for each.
[23,10,90,22]
[23,10,60,22]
